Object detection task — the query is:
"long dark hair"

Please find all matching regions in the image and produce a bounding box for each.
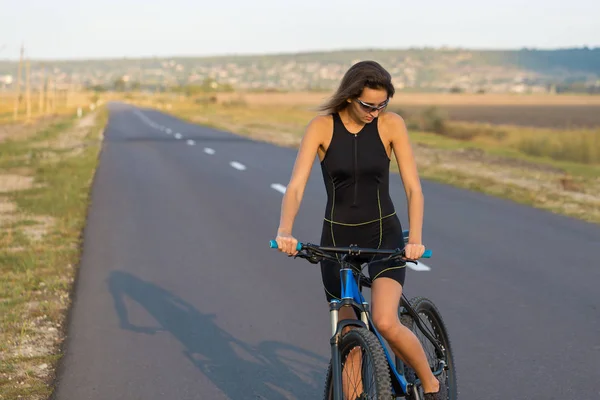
[317,60,395,114]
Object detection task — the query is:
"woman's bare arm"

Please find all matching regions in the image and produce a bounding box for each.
[276,115,330,254]
[384,112,425,259]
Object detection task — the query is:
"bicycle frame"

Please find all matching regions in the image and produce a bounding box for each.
[328,263,413,400]
[268,236,442,399]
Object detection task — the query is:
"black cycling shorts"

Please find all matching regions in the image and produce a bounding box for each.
[319,213,407,302]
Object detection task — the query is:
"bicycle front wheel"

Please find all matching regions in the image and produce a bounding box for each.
[323,327,393,400]
[398,296,458,400]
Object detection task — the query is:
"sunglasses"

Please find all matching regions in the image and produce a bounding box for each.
[355,98,389,113]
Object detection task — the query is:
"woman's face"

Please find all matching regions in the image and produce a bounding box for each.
[348,87,389,123]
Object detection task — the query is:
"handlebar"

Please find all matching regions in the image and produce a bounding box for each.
[268,240,432,259]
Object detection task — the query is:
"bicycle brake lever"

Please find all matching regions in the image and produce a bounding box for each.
[388,254,417,265]
[293,252,321,264]
[386,252,414,264]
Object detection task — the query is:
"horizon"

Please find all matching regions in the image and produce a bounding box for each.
[1,45,599,63]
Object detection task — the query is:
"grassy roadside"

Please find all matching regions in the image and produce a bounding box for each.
[0,92,102,126]
[126,94,600,224]
[0,107,107,399]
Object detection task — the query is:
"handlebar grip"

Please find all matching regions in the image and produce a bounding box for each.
[269,240,302,251]
[422,249,432,258]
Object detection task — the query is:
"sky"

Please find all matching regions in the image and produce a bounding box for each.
[1,0,599,60]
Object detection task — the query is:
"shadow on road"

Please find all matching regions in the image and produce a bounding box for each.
[108,270,328,400]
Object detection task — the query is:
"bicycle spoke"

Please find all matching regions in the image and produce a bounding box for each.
[399,297,458,400]
[340,345,381,400]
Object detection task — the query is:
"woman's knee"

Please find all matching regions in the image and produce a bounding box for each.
[371,310,399,337]
[370,277,403,337]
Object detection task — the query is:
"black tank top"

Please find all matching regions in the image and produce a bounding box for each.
[320,112,396,225]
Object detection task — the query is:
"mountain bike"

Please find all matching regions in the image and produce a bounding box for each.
[269,230,457,400]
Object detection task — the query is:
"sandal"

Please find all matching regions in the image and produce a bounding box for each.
[423,376,444,400]
[423,389,442,400]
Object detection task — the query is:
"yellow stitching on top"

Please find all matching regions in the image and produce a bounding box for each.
[377,187,382,249]
[366,187,384,264]
[330,180,336,246]
[372,265,406,280]
[326,168,340,263]
[324,211,396,226]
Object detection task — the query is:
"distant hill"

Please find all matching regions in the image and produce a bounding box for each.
[1,47,599,94]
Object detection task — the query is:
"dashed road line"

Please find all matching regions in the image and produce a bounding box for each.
[230,161,246,171]
[270,183,287,194]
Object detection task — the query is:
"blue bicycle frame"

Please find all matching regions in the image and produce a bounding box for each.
[329,266,412,399]
[269,232,434,399]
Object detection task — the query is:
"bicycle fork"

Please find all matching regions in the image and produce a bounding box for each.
[328,305,370,397]
[329,300,342,400]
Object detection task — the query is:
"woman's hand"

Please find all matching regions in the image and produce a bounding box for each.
[275,231,299,256]
[404,243,425,260]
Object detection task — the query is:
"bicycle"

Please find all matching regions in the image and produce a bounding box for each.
[269,230,457,400]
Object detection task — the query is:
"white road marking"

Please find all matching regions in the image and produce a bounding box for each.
[204,148,215,155]
[187,140,195,146]
[174,133,182,139]
[135,112,166,133]
[230,161,246,170]
[408,262,431,272]
[166,128,172,134]
[270,183,287,194]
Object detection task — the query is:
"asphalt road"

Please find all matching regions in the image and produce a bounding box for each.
[51,102,600,400]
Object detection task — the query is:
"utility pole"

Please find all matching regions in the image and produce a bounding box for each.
[52,74,57,114]
[49,71,56,114]
[13,43,24,120]
[46,72,53,115]
[26,54,31,121]
[66,73,74,109]
[39,63,45,115]
[45,74,51,115]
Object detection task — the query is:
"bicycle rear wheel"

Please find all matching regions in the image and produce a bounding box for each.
[397,296,458,400]
[323,327,393,400]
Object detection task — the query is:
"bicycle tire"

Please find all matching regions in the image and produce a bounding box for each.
[323,327,393,400]
[397,296,458,400]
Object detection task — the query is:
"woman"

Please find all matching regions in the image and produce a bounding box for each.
[274,60,441,399]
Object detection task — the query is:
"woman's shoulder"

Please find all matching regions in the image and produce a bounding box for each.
[310,113,334,126]
[305,113,334,133]
[379,111,406,126]
[297,114,335,148]
[378,111,408,141]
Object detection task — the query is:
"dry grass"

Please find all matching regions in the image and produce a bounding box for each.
[416,119,600,165]
[514,128,600,164]
[0,91,103,126]
[393,104,600,130]
[214,91,600,106]
[0,109,107,399]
